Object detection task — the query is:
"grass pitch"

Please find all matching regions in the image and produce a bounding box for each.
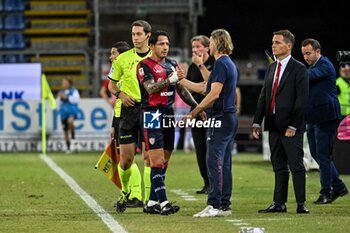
[1,151,349,233]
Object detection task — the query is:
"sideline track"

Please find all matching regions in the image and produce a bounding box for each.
[40,155,127,233]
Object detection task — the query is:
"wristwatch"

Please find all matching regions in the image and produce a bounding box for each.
[197,64,204,69]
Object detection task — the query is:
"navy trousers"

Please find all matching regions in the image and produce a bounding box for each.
[206,113,238,209]
[307,120,346,195]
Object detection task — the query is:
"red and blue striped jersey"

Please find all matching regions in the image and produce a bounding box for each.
[137,57,177,109]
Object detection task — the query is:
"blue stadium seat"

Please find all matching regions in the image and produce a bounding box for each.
[4,0,15,11]
[0,16,3,29]
[16,54,25,62]
[0,0,3,12]
[4,33,16,48]
[5,54,17,63]
[19,0,25,11]
[4,14,15,29]
[4,32,25,49]
[5,14,24,29]
[16,33,25,48]
[5,0,24,11]
[2,54,25,63]
[17,14,24,29]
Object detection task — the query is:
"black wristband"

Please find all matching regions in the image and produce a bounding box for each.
[115,91,121,98]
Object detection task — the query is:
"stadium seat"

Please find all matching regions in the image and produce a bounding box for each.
[4,54,17,63]
[5,14,25,29]
[5,0,24,11]
[0,16,2,29]
[16,54,25,63]
[2,54,25,63]
[4,32,25,49]
[0,34,2,48]
[4,33,15,48]
[15,33,25,48]
[18,14,25,29]
[0,0,3,12]
[4,14,16,29]
[4,0,15,11]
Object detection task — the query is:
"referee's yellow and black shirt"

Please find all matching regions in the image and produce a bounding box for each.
[108,48,152,104]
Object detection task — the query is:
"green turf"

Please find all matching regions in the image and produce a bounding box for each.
[1,152,350,233]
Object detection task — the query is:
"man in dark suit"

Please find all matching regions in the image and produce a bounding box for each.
[252,30,309,214]
[301,38,348,204]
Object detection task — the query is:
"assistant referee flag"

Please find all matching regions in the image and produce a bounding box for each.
[95,139,122,189]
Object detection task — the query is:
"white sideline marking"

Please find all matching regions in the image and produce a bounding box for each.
[249,217,292,221]
[226,219,243,222]
[41,155,127,233]
[233,222,249,226]
[170,189,198,201]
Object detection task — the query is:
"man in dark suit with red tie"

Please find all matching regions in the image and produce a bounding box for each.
[252,30,310,214]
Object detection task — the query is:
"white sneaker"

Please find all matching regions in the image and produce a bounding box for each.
[221,207,232,216]
[70,140,80,152]
[65,149,72,154]
[193,205,211,217]
[193,205,223,218]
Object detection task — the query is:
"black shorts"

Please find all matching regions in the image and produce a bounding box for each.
[118,104,141,144]
[62,118,69,131]
[112,116,121,144]
[141,107,175,151]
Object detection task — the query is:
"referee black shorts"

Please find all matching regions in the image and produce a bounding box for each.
[118,104,141,145]
[111,116,121,144]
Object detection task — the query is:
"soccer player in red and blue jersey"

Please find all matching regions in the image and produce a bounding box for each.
[137,30,201,215]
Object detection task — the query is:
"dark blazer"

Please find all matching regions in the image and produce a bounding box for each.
[306,55,341,124]
[254,57,309,133]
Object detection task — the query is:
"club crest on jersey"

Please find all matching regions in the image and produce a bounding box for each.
[138,67,144,76]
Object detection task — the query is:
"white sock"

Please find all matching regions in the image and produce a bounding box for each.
[160,201,169,209]
[147,200,158,207]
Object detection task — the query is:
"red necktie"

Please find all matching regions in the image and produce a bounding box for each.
[269,62,282,115]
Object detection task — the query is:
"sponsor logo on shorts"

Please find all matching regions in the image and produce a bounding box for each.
[149,137,155,145]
